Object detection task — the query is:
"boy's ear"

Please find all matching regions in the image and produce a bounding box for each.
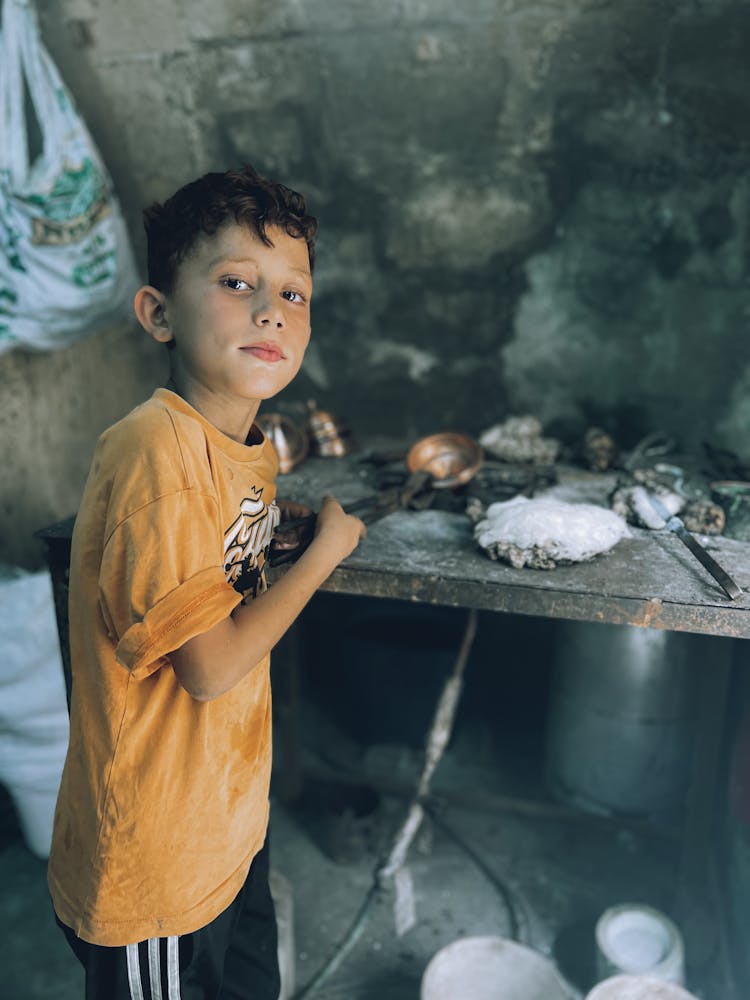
[134,285,173,344]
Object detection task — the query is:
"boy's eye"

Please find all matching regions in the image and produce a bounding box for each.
[281,289,305,303]
[223,277,251,291]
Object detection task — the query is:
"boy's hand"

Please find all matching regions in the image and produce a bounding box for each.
[272,499,314,552]
[277,499,313,523]
[172,496,365,701]
[314,494,367,561]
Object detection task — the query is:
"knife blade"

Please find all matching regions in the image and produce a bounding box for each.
[646,492,742,600]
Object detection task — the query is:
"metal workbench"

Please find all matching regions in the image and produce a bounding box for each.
[37,451,748,972]
[276,456,750,637]
[270,452,746,958]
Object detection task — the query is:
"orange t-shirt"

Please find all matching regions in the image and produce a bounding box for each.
[48,388,281,946]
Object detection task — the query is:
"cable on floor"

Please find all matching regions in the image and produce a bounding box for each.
[290,609,478,1000]
[422,801,527,943]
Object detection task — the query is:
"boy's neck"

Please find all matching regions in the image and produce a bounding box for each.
[164,378,261,445]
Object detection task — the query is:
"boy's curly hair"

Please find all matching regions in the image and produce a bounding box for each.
[143,164,318,293]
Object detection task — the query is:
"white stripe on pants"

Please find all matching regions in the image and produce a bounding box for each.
[126,938,181,1000]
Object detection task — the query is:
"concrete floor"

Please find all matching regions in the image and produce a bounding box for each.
[0,598,741,999]
[0,732,739,1000]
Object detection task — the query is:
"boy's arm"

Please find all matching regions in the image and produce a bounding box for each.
[168,495,364,701]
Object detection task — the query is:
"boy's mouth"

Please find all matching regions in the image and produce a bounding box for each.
[241,342,285,362]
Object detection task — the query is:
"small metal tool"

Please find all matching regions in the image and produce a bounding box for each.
[647,493,742,600]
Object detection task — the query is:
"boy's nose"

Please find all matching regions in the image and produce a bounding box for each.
[252,296,284,329]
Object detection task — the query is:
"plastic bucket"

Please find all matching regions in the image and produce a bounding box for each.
[586,975,698,999]
[595,905,684,984]
[420,936,572,1000]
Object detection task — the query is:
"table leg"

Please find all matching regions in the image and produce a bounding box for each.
[675,635,735,966]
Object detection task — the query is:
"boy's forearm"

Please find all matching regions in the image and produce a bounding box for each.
[169,537,343,701]
[230,537,341,664]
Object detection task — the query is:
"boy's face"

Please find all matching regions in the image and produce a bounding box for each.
[158,222,312,413]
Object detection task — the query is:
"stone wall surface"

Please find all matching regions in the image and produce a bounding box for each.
[1,0,749,568]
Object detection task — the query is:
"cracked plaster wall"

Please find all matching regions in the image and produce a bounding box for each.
[1,0,749,569]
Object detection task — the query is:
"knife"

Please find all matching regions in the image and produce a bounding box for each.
[646,492,742,600]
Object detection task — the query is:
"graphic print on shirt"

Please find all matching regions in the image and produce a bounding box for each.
[223,487,280,598]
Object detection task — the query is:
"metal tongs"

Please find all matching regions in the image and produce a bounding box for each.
[646,492,742,600]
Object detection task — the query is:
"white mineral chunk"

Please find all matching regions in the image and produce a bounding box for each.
[610,484,683,530]
[475,496,631,569]
[479,415,560,465]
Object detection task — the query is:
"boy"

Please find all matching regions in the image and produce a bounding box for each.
[47,165,365,999]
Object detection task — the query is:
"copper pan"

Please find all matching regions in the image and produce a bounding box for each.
[406,432,483,489]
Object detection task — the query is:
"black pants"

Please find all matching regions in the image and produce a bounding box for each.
[55,839,280,1000]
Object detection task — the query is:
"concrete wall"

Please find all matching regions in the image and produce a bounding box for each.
[2,1,750,981]
[2,0,750,568]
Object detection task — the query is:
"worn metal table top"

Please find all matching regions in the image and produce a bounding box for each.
[274,453,750,640]
[277,451,745,927]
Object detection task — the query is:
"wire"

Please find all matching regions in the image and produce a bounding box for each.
[423,802,526,943]
[290,609,478,999]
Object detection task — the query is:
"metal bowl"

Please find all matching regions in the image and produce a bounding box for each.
[256,413,309,473]
[406,432,482,489]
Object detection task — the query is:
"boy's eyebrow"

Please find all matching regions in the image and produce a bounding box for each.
[207,255,259,269]
[209,255,312,281]
[289,266,313,279]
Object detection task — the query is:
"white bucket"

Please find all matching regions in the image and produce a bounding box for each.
[586,974,699,999]
[595,905,684,984]
[420,936,572,1000]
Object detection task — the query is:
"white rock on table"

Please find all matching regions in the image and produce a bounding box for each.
[474,496,631,569]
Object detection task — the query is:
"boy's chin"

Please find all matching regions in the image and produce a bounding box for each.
[250,370,302,401]
[253,380,295,401]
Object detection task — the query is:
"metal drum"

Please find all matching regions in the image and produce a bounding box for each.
[544,621,696,815]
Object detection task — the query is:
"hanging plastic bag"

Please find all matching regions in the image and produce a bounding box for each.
[0,0,138,354]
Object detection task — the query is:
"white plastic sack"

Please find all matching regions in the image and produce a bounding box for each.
[0,0,138,353]
[0,566,69,858]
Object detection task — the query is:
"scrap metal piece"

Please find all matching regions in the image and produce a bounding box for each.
[583,426,619,472]
[681,499,725,536]
[306,400,351,456]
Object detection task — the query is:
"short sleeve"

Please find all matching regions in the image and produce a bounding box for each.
[99,490,242,680]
